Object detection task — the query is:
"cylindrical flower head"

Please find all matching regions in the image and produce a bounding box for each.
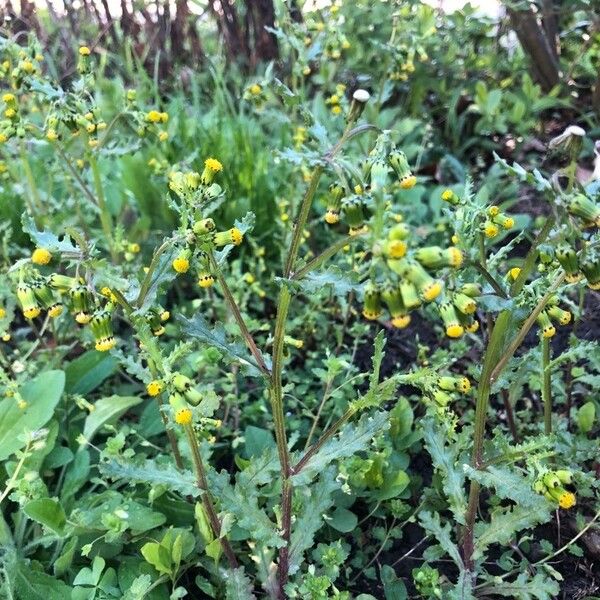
[438,376,471,393]
[388,151,416,189]
[555,470,573,484]
[341,196,367,235]
[89,309,116,351]
[493,213,515,230]
[388,223,410,241]
[381,282,406,317]
[48,274,80,293]
[567,194,600,227]
[197,271,215,288]
[171,373,203,406]
[32,279,63,318]
[441,189,459,205]
[70,283,94,324]
[213,228,243,247]
[464,317,479,333]
[146,309,165,336]
[325,183,344,224]
[555,244,581,283]
[399,280,422,309]
[536,311,556,338]
[192,218,216,236]
[369,159,389,191]
[549,487,576,509]
[579,254,600,290]
[432,389,452,406]
[200,158,223,185]
[17,283,41,319]
[415,246,463,269]
[547,305,571,326]
[362,281,382,320]
[439,301,464,338]
[169,392,193,425]
[453,292,477,315]
[460,283,482,297]
[401,259,443,302]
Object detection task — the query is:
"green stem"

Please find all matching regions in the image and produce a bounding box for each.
[20,144,43,220]
[541,335,552,434]
[184,423,238,568]
[292,233,363,281]
[210,253,270,377]
[89,156,117,262]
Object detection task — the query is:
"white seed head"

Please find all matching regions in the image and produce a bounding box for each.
[353,89,370,103]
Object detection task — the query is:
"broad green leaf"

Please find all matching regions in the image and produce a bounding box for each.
[0,370,65,461]
[577,401,596,433]
[23,498,66,536]
[14,560,73,599]
[371,470,410,501]
[65,350,118,394]
[381,565,408,600]
[141,542,172,577]
[327,507,358,533]
[82,395,142,443]
[53,536,78,576]
[22,214,80,254]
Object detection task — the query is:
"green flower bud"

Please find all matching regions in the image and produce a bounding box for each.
[460,283,482,297]
[325,183,344,224]
[342,196,367,235]
[192,218,216,235]
[438,376,471,393]
[388,223,410,241]
[89,309,116,351]
[388,150,416,189]
[579,254,600,290]
[399,280,421,309]
[432,389,452,406]
[391,259,443,302]
[48,274,81,293]
[17,282,41,319]
[439,301,464,338]
[536,311,556,338]
[213,228,243,247]
[492,213,515,230]
[452,292,477,315]
[538,244,554,264]
[70,283,94,324]
[555,244,581,283]
[362,281,382,320]
[146,309,166,336]
[369,159,389,191]
[172,373,203,405]
[32,278,63,318]
[547,305,571,326]
[415,246,463,269]
[567,194,600,227]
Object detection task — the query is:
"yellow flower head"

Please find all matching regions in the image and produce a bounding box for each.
[331,105,342,115]
[509,267,521,280]
[175,407,193,425]
[79,46,91,56]
[158,131,168,142]
[441,189,454,202]
[146,110,162,123]
[2,93,15,104]
[249,83,262,96]
[160,112,169,123]
[204,158,223,173]
[484,222,499,238]
[399,174,417,190]
[31,248,52,265]
[22,60,34,73]
[147,380,164,396]
[446,323,464,338]
[0,308,5,319]
[422,281,442,302]
[95,336,116,352]
[558,491,576,509]
[172,256,190,273]
[487,205,500,217]
[391,315,411,329]
[46,129,58,142]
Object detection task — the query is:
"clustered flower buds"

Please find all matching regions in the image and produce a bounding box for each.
[533,470,576,509]
[167,158,244,289]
